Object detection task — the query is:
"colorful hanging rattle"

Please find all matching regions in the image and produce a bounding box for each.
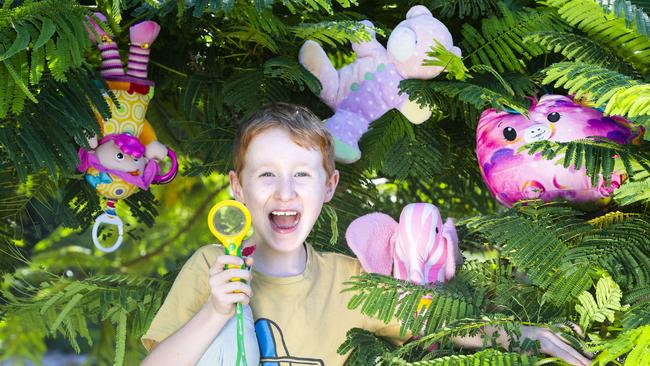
[207,200,252,366]
[77,13,178,253]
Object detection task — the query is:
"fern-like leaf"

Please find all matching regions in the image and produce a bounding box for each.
[545,0,650,72]
[343,273,480,336]
[575,275,628,330]
[596,0,650,39]
[524,138,650,188]
[460,5,568,73]
[525,31,636,74]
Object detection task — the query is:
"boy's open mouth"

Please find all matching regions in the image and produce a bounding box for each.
[269,210,300,234]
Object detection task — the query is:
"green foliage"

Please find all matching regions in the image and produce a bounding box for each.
[1,0,650,364]
[523,138,650,188]
[575,275,628,330]
[540,62,650,123]
[400,67,537,124]
[343,273,481,337]
[338,328,394,366]
[427,0,502,20]
[423,40,469,81]
[525,31,636,73]
[596,0,650,38]
[0,68,110,180]
[466,202,596,306]
[0,0,96,117]
[590,325,650,365]
[460,5,568,73]
[545,0,650,72]
[3,272,171,364]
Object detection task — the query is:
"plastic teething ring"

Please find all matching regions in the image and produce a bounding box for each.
[92,212,124,253]
[152,148,178,184]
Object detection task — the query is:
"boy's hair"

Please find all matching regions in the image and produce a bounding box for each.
[233,103,336,178]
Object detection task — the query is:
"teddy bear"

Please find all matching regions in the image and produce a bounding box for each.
[476,94,645,209]
[299,5,461,163]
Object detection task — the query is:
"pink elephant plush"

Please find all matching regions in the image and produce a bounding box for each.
[345,203,463,285]
[299,5,461,163]
[476,95,645,208]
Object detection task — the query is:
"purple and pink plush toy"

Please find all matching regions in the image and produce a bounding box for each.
[345,203,462,285]
[477,94,645,208]
[299,5,461,163]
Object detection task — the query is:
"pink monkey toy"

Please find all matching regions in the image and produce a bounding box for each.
[299,5,461,163]
[476,95,644,208]
[345,203,463,285]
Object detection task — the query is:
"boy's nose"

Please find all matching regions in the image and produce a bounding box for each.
[275,177,297,201]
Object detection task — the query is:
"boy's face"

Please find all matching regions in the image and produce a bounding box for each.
[229,127,339,255]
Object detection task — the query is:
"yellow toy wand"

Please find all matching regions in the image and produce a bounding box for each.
[207,200,252,366]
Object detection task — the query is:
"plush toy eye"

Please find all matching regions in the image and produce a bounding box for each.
[547,112,561,123]
[435,227,439,234]
[133,158,139,162]
[116,153,124,160]
[503,127,517,141]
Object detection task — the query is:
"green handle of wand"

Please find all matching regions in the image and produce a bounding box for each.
[235,303,247,366]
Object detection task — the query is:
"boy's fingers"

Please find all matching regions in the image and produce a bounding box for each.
[224,293,250,305]
[220,281,252,297]
[543,333,591,366]
[210,269,252,285]
[244,257,254,268]
[209,255,245,275]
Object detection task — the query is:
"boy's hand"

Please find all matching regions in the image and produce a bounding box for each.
[207,255,254,317]
[519,325,590,366]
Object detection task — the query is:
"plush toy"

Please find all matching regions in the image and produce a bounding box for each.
[345,203,462,285]
[78,13,178,253]
[476,94,645,208]
[299,5,461,163]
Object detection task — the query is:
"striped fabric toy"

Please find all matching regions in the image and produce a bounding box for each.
[345,203,462,285]
[85,13,160,82]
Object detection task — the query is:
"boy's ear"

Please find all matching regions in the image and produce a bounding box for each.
[324,169,340,202]
[228,170,245,203]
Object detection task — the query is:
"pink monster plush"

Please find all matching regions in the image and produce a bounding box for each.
[345,203,462,285]
[299,5,461,163]
[476,94,645,208]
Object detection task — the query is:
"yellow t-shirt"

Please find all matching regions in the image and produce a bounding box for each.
[142,243,406,365]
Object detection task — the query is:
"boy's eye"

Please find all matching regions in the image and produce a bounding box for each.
[295,172,310,177]
[259,172,274,177]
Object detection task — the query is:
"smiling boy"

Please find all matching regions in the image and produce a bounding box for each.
[141,103,590,366]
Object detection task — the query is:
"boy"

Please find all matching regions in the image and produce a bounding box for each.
[141,103,590,365]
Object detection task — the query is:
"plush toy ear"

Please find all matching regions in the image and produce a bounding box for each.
[405,5,432,18]
[345,213,398,275]
[441,217,462,281]
[387,26,416,62]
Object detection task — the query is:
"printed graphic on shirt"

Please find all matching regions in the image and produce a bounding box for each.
[255,318,324,366]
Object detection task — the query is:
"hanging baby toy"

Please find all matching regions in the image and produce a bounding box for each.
[78,13,178,253]
[299,5,461,163]
[476,94,644,209]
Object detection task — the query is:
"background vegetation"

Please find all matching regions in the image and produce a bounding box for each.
[1,0,649,364]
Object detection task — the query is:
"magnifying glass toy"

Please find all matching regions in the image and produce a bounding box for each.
[207,200,252,366]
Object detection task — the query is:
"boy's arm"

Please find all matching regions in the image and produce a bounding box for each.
[141,247,253,366]
[452,325,590,366]
[141,302,235,365]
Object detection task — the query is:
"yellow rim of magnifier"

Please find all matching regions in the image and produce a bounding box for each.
[207,200,252,255]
